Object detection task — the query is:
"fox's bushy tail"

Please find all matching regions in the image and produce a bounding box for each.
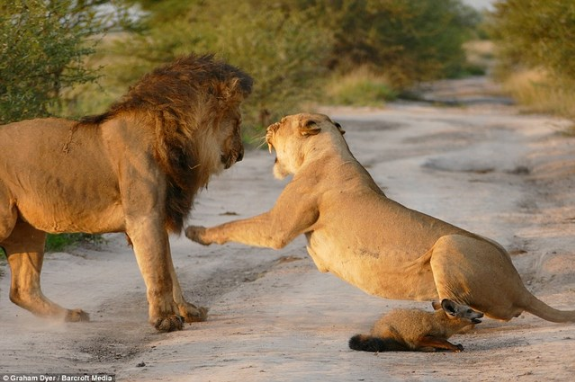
[349,334,409,352]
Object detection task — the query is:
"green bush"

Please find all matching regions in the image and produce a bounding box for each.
[488,0,575,119]
[210,4,332,129]
[0,0,135,124]
[296,0,481,87]
[1,0,94,123]
[489,0,575,82]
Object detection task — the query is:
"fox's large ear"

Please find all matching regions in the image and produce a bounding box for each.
[334,122,346,135]
[441,299,458,317]
[299,119,321,136]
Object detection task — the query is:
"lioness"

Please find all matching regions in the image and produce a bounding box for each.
[0,54,252,331]
[186,113,575,323]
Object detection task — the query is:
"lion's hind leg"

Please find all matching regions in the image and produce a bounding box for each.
[3,219,89,322]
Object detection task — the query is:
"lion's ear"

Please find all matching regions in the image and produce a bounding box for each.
[334,122,346,135]
[299,119,321,136]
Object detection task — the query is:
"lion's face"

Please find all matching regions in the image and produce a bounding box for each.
[266,113,344,179]
[217,110,244,170]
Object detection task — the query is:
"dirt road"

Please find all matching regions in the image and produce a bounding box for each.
[1,78,575,381]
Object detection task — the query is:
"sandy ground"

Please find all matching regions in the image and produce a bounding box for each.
[1,78,575,381]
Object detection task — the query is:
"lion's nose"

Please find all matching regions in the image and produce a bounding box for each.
[236,149,244,162]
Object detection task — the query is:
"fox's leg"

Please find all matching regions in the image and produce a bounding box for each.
[417,336,464,352]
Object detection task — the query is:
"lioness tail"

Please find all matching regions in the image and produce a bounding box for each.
[349,334,409,352]
[524,294,575,323]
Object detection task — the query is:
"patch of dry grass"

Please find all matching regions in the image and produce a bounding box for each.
[501,69,575,120]
[322,67,397,107]
[463,40,493,72]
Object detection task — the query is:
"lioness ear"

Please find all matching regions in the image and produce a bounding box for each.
[266,122,280,153]
[299,119,321,136]
[334,122,346,135]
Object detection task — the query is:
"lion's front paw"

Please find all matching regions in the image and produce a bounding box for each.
[65,309,90,322]
[178,302,209,323]
[153,315,184,332]
[185,226,211,245]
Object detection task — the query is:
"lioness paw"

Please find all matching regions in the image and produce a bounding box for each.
[185,226,210,245]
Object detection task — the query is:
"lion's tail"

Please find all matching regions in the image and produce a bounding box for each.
[523,294,575,323]
[349,334,409,352]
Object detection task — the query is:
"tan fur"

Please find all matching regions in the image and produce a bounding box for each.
[0,54,252,331]
[186,113,575,323]
[349,300,483,352]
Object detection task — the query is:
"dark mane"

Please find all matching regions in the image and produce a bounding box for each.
[79,53,253,126]
[79,54,253,233]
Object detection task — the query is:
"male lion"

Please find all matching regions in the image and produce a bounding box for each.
[0,54,253,332]
[186,113,575,323]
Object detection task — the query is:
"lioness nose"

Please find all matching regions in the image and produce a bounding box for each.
[237,149,244,162]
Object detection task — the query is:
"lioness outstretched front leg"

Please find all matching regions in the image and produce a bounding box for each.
[185,217,294,248]
[3,219,89,322]
[186,188,319,249]
[185,213,307,249]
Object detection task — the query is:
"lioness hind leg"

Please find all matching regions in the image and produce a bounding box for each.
[429,234,525,321]
[3,219,89,322]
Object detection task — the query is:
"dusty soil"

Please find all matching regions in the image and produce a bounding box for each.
[1,77,575,381]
